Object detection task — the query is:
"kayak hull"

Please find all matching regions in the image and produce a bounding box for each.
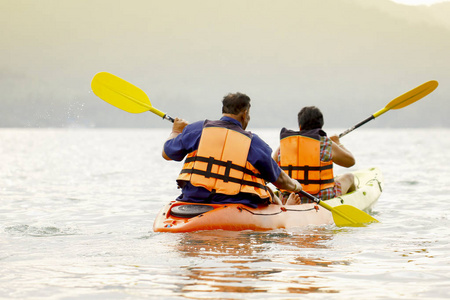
[153,167,383,232]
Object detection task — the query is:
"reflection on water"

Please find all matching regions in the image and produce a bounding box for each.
[170,229,348,296]
[2,129,450,299]
[177,230,333,257]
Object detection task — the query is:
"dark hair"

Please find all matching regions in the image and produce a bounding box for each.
[297,106,324,130]
[222,92,251,115]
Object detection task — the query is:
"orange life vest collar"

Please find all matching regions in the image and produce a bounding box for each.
[280,127,327,140]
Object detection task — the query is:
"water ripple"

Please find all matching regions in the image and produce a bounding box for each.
[4,224,79,237]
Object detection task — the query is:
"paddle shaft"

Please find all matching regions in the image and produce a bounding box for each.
[159,112,175,123]
[339,115,374,138]
[299,190,326,206]
[339,80,438,138]
[140,101,175,123]
[299,190,345,218]
[147,102,175,122]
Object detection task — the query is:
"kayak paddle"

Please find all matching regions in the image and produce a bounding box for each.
[339,80,438,138]
[91,71,379,227]
[299,190,379,227]
[91,72,175,122]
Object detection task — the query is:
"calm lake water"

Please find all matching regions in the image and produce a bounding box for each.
[1,128,449,299]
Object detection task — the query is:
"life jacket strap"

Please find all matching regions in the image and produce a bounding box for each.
[296,178,335,185]
[180,155,268,191]
[180,168,268,190]
[280,164,334,185]
[280,164,333,172]
[184,155,265,179]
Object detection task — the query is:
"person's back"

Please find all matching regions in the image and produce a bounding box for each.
[278,127,335,197]
[162,93,303,207]
[273,106,355,202]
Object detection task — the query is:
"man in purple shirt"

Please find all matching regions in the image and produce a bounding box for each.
[162,92,301,207]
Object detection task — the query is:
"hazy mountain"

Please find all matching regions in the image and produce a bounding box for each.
[1,0,449,128]
[364,0,450,30]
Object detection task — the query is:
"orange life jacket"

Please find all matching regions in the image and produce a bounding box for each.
[177,120,271,200]
[279,128,334,194]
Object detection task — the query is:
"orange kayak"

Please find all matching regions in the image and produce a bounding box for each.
[153,167,383,232]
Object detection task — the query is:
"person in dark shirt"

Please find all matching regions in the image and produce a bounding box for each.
[163,92,302,207]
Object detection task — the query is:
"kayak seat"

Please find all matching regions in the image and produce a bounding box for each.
[170,204,215,218]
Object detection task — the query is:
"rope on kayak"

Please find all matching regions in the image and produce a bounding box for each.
[282,206,319,212]
[365,178,383,192]
[374,179,383,192]
[238,206,319,215]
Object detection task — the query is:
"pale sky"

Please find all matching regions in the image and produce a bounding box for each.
[392,0,450,5]
[1,0,449,128]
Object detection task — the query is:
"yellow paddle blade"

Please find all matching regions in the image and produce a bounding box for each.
[373,80,438,118]
[339,80,438,138]
[331,205,379,227]
[319,201,378,227]
[91,72,152,114]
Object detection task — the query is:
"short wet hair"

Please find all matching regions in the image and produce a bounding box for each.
[297,106,324,130]
[222,92,251,115]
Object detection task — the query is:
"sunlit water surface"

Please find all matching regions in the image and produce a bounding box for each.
[1,128,449,299]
